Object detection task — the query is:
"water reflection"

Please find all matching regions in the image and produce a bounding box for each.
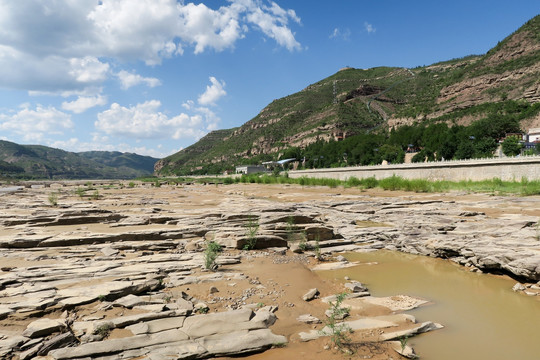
[318,250,540,360]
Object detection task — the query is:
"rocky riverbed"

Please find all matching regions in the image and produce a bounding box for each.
[0,182,539,359]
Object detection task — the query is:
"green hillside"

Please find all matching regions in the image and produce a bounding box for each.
[162,15,539,175]
[0,141,158,180]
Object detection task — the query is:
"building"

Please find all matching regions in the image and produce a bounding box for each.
[235,165,268,175]
[527,128,540,143]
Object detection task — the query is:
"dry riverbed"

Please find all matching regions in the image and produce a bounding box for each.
[0,182,539,360]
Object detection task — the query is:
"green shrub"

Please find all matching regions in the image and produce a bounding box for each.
[204,241,222,270]
[244,215,259,250]
[320,292,352,352]
[48,192,58,206]
[360,176,378,189]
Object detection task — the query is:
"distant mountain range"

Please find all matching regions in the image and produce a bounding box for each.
[0,140,157,179]
[155,14,540,175]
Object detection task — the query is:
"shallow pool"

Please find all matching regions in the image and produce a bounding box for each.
[318,250,540,360]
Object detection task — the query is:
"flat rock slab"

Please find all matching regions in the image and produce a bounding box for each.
[354,295,429,312]
[311,261,360,271]
[22,318,66,338]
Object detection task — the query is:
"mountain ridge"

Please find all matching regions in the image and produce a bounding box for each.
[0,140,158,180]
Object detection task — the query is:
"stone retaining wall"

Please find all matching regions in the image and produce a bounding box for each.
[288,156,540,181]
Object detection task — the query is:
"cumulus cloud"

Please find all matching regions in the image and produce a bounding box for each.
[198,77,227,106]
[95,100,206,140]
[0,105,73,142]
[61,95,107,114]
[0,0,302,92]
[116,70,162,90]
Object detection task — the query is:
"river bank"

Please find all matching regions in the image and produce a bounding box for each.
[0,182,539,359]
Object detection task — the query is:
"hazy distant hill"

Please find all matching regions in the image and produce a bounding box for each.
[156,14,540,175]
[0,140,158,179]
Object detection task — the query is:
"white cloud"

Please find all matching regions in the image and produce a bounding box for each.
[69,57,110,83]
[198,77,227,106]
[243,0,302,51]
[364,22,376,34]
[0,0,302,92]
[95,100,205,140]
[0,105,73,142]
[116,70,162,90]
[61,95,107,114]
[329,27,351,41]
[182,100,195,111]
[196,106,221,131]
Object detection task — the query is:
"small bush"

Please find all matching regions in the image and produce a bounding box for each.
[244,215,259,250]
[204,241,222,270]
[320,292,352,352]
[360,176,378,189]
[48,192,58,206]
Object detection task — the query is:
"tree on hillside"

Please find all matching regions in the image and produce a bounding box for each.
[501,136,523,156]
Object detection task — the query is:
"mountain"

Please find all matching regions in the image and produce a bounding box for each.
[0,140,158,179]
[155,15,540,176]
[78,151,157,174]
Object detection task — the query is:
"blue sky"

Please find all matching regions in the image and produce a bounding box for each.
[0,0,538,158]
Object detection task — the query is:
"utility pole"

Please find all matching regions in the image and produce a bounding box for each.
[333,80,337,104]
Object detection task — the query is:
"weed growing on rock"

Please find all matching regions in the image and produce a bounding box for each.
[128,181,136,188]
[244,215,259,250]
[321,292,352,353]
[204,241,222,270]
[286,215,297,242]
[91,190,100,200]
[48,192,58,206]
[298,230,308,251]
[95,323,111,338]
[75,187,85,199]
[399,336,409,352]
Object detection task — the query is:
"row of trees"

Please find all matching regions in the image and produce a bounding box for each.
[279,114,534,169]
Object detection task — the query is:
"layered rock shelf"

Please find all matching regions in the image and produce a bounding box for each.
[0,182,539,359]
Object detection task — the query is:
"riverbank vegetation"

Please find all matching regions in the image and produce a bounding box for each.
[138,174,540,196]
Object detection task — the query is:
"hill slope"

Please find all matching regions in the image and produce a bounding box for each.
[0,141,158,179]
[156,15,540,175]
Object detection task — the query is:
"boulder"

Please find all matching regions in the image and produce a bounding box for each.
[296,314,321,324]
[344,281,368,293]
[302,288,319,301]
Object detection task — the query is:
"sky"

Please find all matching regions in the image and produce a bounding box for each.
[0,1,538,159]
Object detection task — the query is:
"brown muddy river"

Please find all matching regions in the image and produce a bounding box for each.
[320,250,540,360]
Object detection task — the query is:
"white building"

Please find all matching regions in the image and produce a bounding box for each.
[527,128,540,142]
[235,165,268,175]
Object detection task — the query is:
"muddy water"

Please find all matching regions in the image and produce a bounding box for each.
[319,250,540,360]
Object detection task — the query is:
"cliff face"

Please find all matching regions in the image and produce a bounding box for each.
[156,15,540,175]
